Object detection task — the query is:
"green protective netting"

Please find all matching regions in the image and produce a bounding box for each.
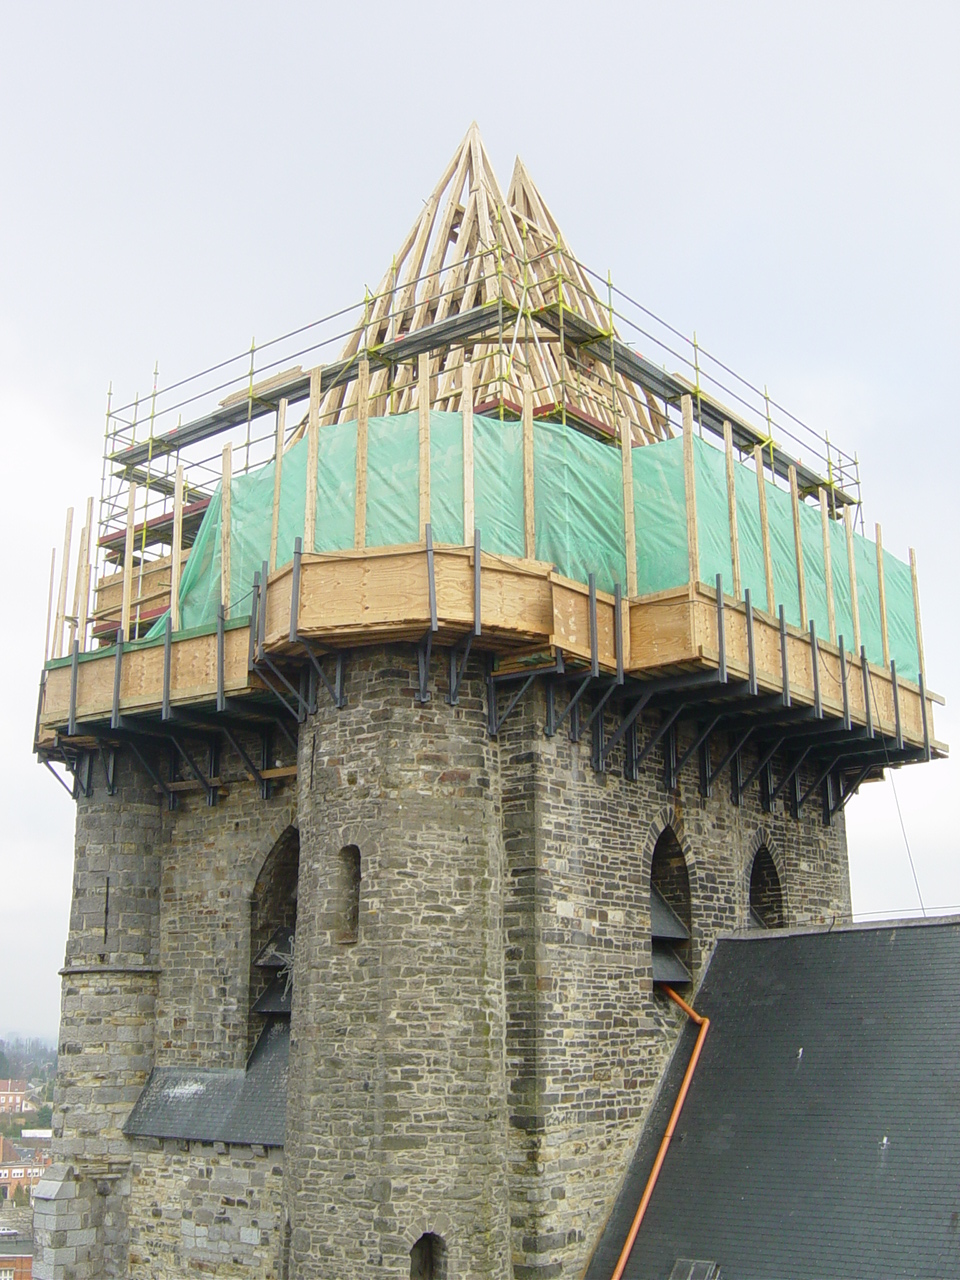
[314,421,355,551]
[692,435,732,595]
[535,419,626,591]
[474,415,524,557]
[883,548,920,677]
[150,412,920,679]
[632,436,688,594]
[733,454,768,613]
[766,480,802,627]
[429,412,465,545]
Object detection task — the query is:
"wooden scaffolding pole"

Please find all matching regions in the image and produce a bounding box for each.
[53,507,74,659]
[221,444,232,618]
[304,366,321,551]
[843,504,861,654]
[910,547,925,679]
[269,400,286,572]
[419,353,431,540]
[170,465,184,630]
[523,377,535,559]
[754,445,775,615]
[621,399,638,596]
[876,523,890,668]
[44,548,56,663]
[120,487,136,643]
[789,465,807,627]
[819,488,837,644]
[68,504,91,653]
[75,496,94,653]
[355,360,370,550]
[724,422,741,601]
[682,395,699,591]
[462,360,475,539]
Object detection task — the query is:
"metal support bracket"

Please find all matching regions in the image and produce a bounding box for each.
[738,736,785,800]
[809,618,822,718]
[919,670,931,762]
[675,714,723,781]
[663,720,678,792]
[745,589,757,696]
[448,528,482,705]
[222,725,268,800]
[839,638,851,731]
[111,630,124,730]
[891,660,903,750]
[162,614,172,720]
[861,646,873,739]
[417,524,439,703]
[798,755,841,815]
[68,640,79,736]
[487,654,562,738]
[122,735,176,810]
[711,725,755,793]
[830,762,875,817]
[216,604,225,712]
[98,743,117,797]
[167,733,219,806]
[44,758,75,797]
[769,744,812,810]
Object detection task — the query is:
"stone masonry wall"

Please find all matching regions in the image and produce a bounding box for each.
[46,642,850,1280]
[500,685,850,1280]
[126,1141,284,1279]
[40,751,163,1280]
[285,648,512,1279]
[153,778,296,1071]
[44,736,298,1280]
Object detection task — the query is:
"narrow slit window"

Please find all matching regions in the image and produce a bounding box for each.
[336,845,361,944]
[749,845,784,928]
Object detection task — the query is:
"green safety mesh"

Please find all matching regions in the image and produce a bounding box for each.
[148,413,920,677]
[536,419,626,589]
[632,436,688,594]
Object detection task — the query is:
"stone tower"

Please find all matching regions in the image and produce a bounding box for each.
[33,126,938,1279]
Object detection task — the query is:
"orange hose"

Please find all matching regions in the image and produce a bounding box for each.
[609,984,711,1280]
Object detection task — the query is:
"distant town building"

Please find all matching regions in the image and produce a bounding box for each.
[0,1139,48,1203]
[0,1221,33,1278]
[0,1086,26,1117]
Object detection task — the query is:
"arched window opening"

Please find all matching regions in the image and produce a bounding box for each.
[749,846,784,929]
[650,827,692,986]
[335,845,361,945]
[249,826,299,1054]
[410,1233,446,1280]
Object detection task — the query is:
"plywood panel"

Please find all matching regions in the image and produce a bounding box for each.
[550,578,619,670]
[629,598,695,670]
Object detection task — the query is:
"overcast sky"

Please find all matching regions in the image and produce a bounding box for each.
[1,2,957,1041]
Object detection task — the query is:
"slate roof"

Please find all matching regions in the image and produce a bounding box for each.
[587,917,960,1280]
[123,1018,289,1147]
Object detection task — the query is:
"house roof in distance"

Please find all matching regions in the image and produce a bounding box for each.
[587,916,960,1280]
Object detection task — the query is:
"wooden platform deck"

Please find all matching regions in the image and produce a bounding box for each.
[38,542,943,762]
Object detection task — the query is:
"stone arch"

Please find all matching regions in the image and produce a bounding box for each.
[241,808,298,902]
[402,1211,454,1277]
[410,1232,447,1280]
[314,822,379,946]
[746,828,788,928]
[643,807,699,979]
[640,805,700,912]
[248,824,300,1048]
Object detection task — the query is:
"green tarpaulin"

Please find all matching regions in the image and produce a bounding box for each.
[148,414,919,677]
